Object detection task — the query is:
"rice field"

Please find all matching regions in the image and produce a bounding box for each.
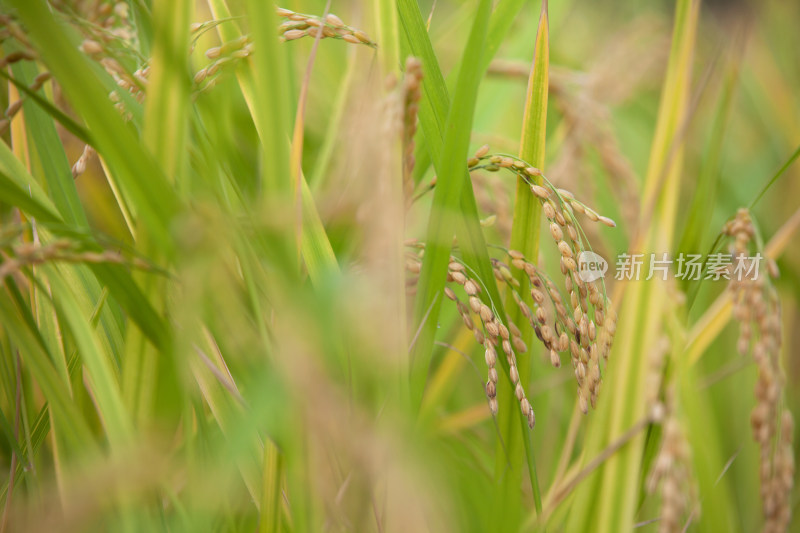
[0,0,799,531]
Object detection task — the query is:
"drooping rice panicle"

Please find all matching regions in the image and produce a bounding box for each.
[723,208,794,532]
[647,397,697,533]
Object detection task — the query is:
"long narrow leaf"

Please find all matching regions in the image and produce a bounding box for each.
[496,0,549,522]
[407,0,491,409]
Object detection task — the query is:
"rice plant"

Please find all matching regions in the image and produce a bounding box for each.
[0,0,798,532]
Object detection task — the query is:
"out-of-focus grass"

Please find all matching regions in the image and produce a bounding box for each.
[0,0,799,532]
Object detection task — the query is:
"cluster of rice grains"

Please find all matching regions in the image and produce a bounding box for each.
[277,8,376,48]
[405,145,617,428]
[6,2,146,168]
[192,32,252,91]
[647,407,696,533]
[446,260,536,427]
[406,249,537,428]
[0,238,152,284]
[471,145,617,417]
[2,4,375,167]
[401,58,423,210]
[193,8,374,91]
[51,0,138,44]
[723,209,794,532]
[66,2,144,118]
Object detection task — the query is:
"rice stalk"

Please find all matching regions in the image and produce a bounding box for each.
[566,1,700,531]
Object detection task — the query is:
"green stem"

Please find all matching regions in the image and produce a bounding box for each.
[496,0,549,520]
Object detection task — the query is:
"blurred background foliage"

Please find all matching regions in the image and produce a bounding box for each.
[0,0,798,531]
